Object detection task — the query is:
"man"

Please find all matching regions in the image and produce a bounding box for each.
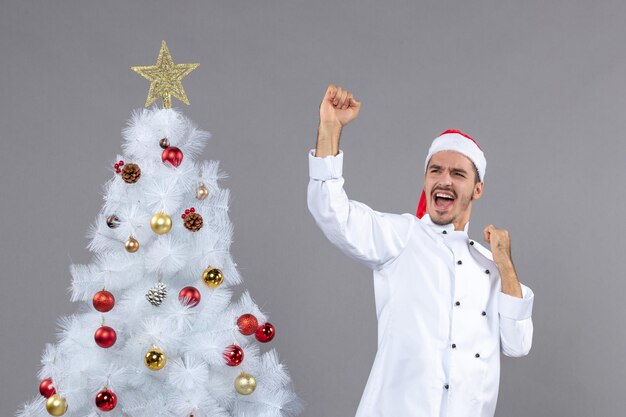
[307,85,534,417]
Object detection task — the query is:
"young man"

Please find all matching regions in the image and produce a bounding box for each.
[307,85,534,417]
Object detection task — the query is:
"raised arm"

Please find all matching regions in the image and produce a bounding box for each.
[308,85,414,271]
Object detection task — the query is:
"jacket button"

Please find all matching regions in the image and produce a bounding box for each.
[455,301,460,306]
[444,384,450,390]
[482,311,487,316]
[469,241,474,245]
[451,344,457,349]
[457,260,463,265]
[485,269,490,274]
[442,230,447,234]
[475,353,480,358]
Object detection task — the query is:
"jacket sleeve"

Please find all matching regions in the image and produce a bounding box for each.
[307,150,414,271]
[499,283,534,357]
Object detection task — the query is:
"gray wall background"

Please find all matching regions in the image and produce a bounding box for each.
[1,1,625,416]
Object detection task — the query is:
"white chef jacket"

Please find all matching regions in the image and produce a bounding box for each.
[307,150,534,417]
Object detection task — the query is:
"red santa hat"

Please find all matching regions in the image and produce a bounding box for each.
[416,129,486,218]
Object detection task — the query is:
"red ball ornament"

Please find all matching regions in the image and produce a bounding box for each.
[95,389,117,412]
[178,286,201,307]
[162,147,184,167]
[39,378,56,398]
[237,314,259,336]
[93,290,115,312]
[255,322,276,343]
[224,344,244,366]
[94,326,117,348]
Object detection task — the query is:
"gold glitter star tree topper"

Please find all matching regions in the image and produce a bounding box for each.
[131,40,199,108]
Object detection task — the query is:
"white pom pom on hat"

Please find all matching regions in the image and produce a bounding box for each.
[416,129,486,218]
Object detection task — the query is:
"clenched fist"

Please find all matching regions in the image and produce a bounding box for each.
[319,84,361,127]
[483,224,512,264]
[483,224,522,298]
[315,84,361,157]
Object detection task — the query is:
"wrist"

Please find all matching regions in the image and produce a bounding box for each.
[319,121,342,133]
[492,250,513,271]
[495,255,517,277]
[316,122,342,157]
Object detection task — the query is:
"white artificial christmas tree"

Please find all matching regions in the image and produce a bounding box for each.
[17,41,301,417]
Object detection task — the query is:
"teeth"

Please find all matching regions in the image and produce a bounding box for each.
[435,193,454,199]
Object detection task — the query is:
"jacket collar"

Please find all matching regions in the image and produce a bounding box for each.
[420,214,469,235]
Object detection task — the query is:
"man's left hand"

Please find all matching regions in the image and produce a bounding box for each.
[483,224,512,266]
[483,224,522,298]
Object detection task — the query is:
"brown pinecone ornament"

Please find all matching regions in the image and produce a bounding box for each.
[121,163,141,184]
[184,212,203,232]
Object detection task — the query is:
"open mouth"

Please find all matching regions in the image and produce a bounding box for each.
[432,191,456,211]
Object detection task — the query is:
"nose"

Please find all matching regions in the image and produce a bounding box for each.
[437,171,453,187]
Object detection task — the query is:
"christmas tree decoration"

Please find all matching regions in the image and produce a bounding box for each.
[19,50,300,417]
[124,236,140,253]
[39,378,56,398]
[202,266,223,288]
[196,182,209,200]
[182,207,203,232]
[150,212,172,235]
[178,286,201,307]
[144,346,167,371]
[224,344,244,366]
[106,214,120,229]
[92,290,115,312]
[113,160,125,174]
[146,282,167,306]
[255,322,275,343]
[234,372,257,395]
[237,314,259,336]
[94,325,117,348]
[45,394,67,416]
[95,389,117,412]
[131,40,199,108]
[121,163,141,184]
[162,146,184,167]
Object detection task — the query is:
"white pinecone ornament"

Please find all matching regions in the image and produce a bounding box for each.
[146,282,167,306]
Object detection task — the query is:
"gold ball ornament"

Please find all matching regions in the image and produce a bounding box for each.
[234,372,257,395]
[202,267,224,288]
[150,212,172,234]
[125,236,140,253]
[196,183,209,200]
[144,346,167,371]
[45,394,68,416]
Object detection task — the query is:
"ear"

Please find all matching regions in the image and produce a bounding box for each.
[473,181,484,200]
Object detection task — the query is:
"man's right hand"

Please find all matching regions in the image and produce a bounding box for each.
[319,84,361,127]
[315,84,360,157]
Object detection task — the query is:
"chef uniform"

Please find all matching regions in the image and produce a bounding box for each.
[306,130,534,417]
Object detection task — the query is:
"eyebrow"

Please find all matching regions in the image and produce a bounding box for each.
[428,164,469,175]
